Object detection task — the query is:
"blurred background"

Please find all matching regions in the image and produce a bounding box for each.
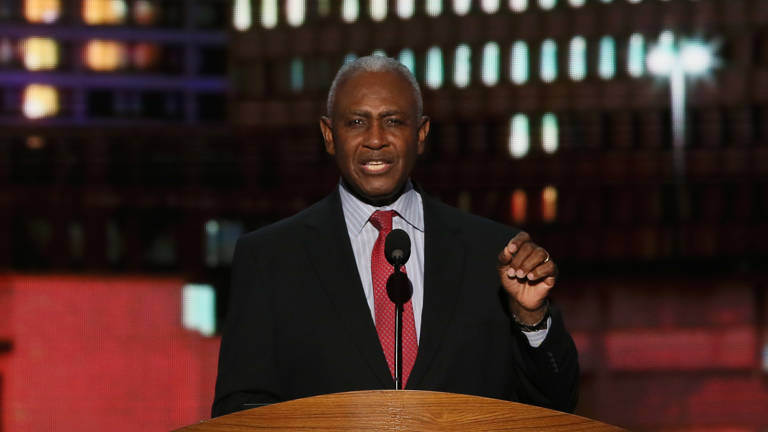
[1,0,767,430]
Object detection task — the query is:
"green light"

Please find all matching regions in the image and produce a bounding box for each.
[509,113,530,158]
[342,0,358,22]
[233,0,252,31]
[627,33,645,77]
[426,0,442,16]
[398,48,416,75]
[480,0,500,13]
[538,0,557,10]
[454,44,471,88]
[510,40,529,84]
[397,0,415,18]
[260,0,277,28]
[541,112,559,154]
[426,46,444,89]
[510,0,528,12]
[369,0,387,21]
[290,57,303,92]
[568,36,586,81]
[598,36,616,80]
[182,284,216,337]
[540,39,557,83]
[286,0,305,27]
[343,52,357,65]
[454,0,471,15]
[482,42,500,86]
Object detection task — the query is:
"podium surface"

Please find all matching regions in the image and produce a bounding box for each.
[178,390,624,431]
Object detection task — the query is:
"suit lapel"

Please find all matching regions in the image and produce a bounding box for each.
[406,195,465,388]
[301,190,395,388]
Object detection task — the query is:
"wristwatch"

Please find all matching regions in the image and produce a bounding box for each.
[512,300,550,332]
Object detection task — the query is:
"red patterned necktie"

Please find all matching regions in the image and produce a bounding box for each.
[369,210,418,387]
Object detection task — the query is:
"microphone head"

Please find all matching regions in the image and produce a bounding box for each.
[385,229,411,267]
[386,272,413,305]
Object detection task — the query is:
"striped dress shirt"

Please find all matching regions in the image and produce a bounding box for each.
[338,181,549,347]
[339,180,426,341]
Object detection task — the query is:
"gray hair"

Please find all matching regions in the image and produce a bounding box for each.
[326,55,423,118]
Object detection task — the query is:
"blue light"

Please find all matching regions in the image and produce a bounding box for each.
[182,284,216,337]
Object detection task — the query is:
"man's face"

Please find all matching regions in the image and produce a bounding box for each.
[320,70,430,205]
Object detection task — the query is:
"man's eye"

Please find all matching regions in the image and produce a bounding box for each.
[348,119,364,126]
[386,118,403,126]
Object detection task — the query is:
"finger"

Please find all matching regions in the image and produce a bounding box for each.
[509,241,535,277]
[518,247,549,276]
[497,246,513,266]
[522,278,556,302]
[504,231,530,255]
[498,231,530,266]
[526,261,557,281]
[503,277,554,311]
[531,276,556,290]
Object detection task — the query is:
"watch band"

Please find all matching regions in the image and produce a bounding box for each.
[512,300,550,332]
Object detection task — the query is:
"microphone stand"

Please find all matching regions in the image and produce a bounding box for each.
[387,261,410,390]
[384,229,412,391]
[394,314,403,387]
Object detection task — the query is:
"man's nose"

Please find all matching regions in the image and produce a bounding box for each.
[366,121,386,149]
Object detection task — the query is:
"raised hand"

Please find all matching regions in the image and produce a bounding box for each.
[497,231,557,325]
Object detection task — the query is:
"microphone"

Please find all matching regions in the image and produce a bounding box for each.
[385,229,411,269]
[385,229,412,304]
[384,229,413,391]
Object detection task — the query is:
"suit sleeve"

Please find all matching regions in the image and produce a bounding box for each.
[510,302,579,413]
[211,236,283,417]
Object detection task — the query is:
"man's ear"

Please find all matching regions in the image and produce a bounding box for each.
[319,116,335,155]
[417,115,430,155]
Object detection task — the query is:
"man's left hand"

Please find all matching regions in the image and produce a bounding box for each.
[497,231,557,325]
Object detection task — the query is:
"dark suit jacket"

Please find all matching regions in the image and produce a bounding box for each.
[212,189,579,417]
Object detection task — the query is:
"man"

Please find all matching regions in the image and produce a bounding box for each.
[212,56,578,417]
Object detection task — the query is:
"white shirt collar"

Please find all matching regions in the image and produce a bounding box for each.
[338,180,424,236]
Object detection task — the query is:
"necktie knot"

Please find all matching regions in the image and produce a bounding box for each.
[369,210,396,233]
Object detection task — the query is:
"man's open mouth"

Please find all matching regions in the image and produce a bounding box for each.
[360,159,394,173]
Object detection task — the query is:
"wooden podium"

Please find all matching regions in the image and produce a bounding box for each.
[176,390,625,431]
